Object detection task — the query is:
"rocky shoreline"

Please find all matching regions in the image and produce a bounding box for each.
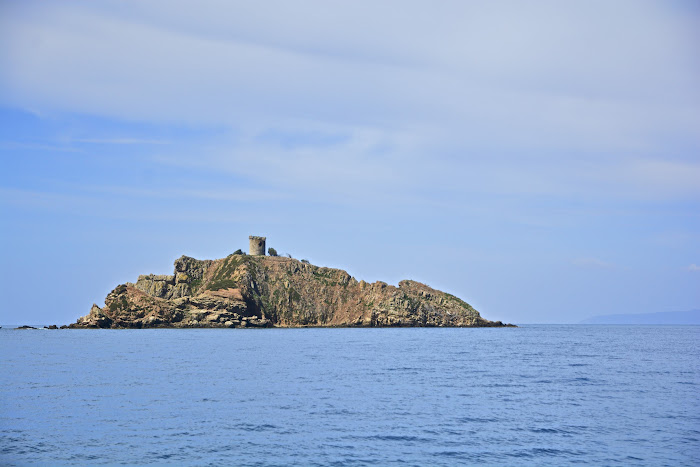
[68,253,514,329]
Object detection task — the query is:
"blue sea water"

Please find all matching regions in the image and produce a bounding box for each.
[1,325,698,466]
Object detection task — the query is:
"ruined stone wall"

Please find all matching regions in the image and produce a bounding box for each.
[249,236,266,255]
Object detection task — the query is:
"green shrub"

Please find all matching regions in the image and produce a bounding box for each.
[268,247,278,256]
[207,279,238,291]
[233,249,243,255]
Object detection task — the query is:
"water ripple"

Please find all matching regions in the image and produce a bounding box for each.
[0,325,698,466]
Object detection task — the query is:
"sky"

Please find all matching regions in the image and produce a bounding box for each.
[1,0,698,325]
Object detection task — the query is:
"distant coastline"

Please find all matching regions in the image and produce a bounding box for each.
[580,309,700,325]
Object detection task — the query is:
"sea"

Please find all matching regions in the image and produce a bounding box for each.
[1,325,698,466]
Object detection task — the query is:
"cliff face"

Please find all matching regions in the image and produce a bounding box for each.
[71,254,511,328]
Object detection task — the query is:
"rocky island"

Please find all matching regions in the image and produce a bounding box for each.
[70,236,512,329]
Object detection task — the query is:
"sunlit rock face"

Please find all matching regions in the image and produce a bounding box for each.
[71,254,512,329]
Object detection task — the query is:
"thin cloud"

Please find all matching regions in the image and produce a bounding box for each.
[0,141,83,153]
[1,1,698,204]
[70,138,170,145]
[688,264,700,271]
[0,187,279,224]
[2,2,697,138]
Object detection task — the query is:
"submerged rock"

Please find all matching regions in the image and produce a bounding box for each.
[70,254,514,329]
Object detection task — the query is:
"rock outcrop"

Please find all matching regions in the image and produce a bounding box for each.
[70,254,513,329]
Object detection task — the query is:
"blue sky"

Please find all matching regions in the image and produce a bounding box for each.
[1,0,698,325]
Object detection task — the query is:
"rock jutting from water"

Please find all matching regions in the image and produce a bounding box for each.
[70,252,514,329]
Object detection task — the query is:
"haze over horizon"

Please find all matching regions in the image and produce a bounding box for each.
[1,1,698,325]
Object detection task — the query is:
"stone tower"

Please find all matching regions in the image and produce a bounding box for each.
[249,236,266,256]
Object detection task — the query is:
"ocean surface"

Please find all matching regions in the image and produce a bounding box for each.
[1,325,698,466]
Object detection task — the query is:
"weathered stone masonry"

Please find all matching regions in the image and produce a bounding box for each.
[249,236,266,256]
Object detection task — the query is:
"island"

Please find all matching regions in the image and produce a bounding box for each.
[70,236,513,329]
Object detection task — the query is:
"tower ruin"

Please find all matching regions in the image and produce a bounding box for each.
[249,236,266,256]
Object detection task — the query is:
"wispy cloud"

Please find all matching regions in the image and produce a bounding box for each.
[688,264,700,271]
[0,186,281,223]
[3,1,696,219]
[1,1,697,182]
[80,184,289,202]
[0,141,83,153]
[70,138,170,145]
